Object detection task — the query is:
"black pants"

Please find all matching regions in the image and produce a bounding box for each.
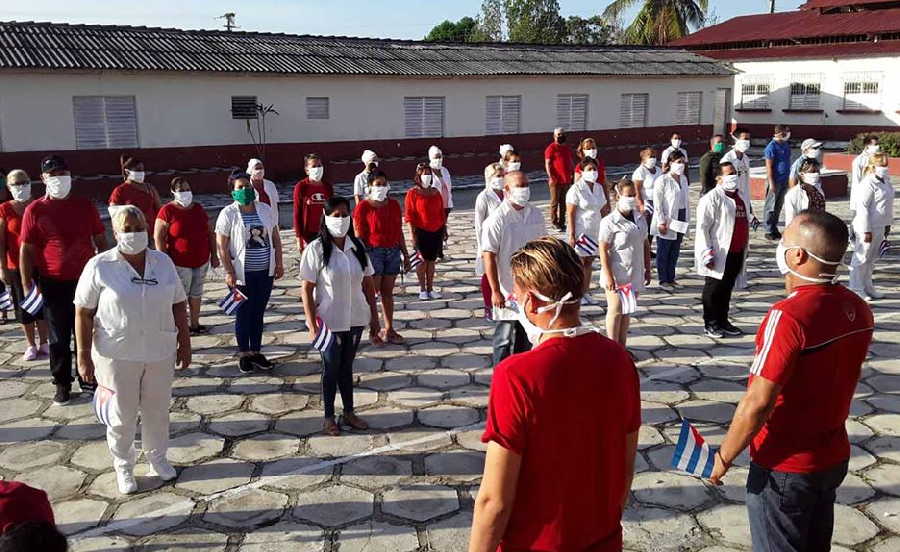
[701,250,744,326]
[320,326,363,419]
[41,277,92,390]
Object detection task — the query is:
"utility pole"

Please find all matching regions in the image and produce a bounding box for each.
[769,0,776,14]
[218,13,238,32]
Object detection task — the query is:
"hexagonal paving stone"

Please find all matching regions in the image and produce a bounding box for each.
[0,397,41,423]
[641,401,679,425]
[293,485,373,527]
[387,387,444,408]
[204,488,288,529]
[16,465,87,501]
[112,491,194,536]
[832,504,879,546]
[275,409,327,437]
[240,520,322,552]
[675,400,735,425]
[259,457,333,491]
[139,528,230,551]
[248,393,310,415]
[448,384,489,408]
[166,431,226,464]
[176,458,254,495]
[337,520,419,552]
[622,505,705,551]
[631,471,713,512]
[442,353,490,372]
[418,405,479,428]
[697,504,752,548]
[232,433,299,461]
[359,406,414,429]
[424,450,484,482]
[357,371,413,391]
[229,376,283,395]
[0,440,66,471]
[417,369,470,390]
[86,465,164,499]
[68,535,130,551]
[385,356,435,373]
[688,379,747,403]
[848,419,874,444]
[873,537,900,552]
[339,455,412,490]
[865,413,900,437]
[427,510,473,552]
[837,472,875,505]
[208,411,270,437]
[184,393,244,415]
[382,485,459,522]
[335,388,379,410]
[408,341,459,357]
[387,427,454,452]
[0,380,28,400]
[53,498,108,535]
[307,432,376,458]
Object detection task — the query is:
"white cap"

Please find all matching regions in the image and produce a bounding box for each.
[428,145,442,159]
[499,144,514,156]
[361,149,377,164]
[801,138,822,151]
[246,158,263,174]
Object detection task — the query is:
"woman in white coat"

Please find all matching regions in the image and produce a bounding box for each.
[566,157,609,302]
[850,153,894,301]
[74,205,191,494]
[651,151,690,289]
[247,159,280,226]
[475,163,505,320]
[784,158,826,228]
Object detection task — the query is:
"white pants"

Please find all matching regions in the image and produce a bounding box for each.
[93,352,175,471]
[849,227,885,295]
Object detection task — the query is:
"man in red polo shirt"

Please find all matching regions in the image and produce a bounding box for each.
[544,127,575,231]
[710,210,874,551]
[20,155,107,406]
[293,153,333,252]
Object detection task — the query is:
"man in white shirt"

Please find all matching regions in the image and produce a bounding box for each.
[661,132,689,166]
[353,150,379,205]
[482,171,547,365]
[851,135,880,207]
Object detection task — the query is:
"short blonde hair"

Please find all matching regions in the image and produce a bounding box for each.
[111,204,147,233]
[484,162,503,184]
[510,237,584,301]
[865,152,889,175]
[6,170,29,186]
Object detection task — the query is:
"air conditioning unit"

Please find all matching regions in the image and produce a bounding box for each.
[231,96,258,120]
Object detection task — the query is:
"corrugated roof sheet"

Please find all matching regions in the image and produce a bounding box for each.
[690,40,900,60]
[801,0,894,9]
[0,20,733,77]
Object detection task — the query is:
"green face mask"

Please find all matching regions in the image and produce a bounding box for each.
[713,143,725,153]
[232,188,255,205]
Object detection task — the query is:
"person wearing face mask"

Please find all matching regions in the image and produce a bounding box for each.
[20,155,108,406]
[851,135,880,202]
[763,124,793,240]
[427,145,454,219]
[481,171,547,365]
[216,173,284,374]
[293,153,333,253]
[353,170,409,345]
[544,127,576,231]
[699,134,725,196]
[499,144,514,167]
[154,177,219,335]
[784,159,826,228]
[109,155,161,226]
[247,158,279,226]
[566,158,610,303]
[651,152,690,289]
[574,137,606,185]
[661,132,689,166]
[598,178,650,347]
[299,197,379,436]
[503,149,522,173]
[353,150,379,206]
[74,205,191,494]
[0,170,49,361]
[696,162,750,339]
[631,148,659,219]
[709,211,873,552]
[788,138,823,189]
[720,128,756,227]
[405,163,447,300]
[849,153,894,301]
[475,163,506,320]
[470,237,639,552]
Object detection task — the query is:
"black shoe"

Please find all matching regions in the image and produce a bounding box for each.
[250,353,274,371]
[704,324,725,339]
[239,357,255,374]
[53,385,71,406]
[720,321,744,336]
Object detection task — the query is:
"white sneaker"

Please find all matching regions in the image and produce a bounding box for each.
[148,459,177,481]
[116,468,138,495]
[418,291,430,300]
[429,290,442,300]
[867,289,885,300]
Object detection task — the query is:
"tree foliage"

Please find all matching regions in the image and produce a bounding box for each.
[465,0,620,44]
[563,15,620,45]
[602,0,707,45]
[424,17,479,42]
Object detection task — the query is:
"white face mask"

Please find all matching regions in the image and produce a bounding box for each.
[116,231,148,255]
[776,241,841,284]
[735,139,751,153]
[583,148,598,160]
[127,170,145,184]
[173,191,193,207]
[308,166,324,181]
[9,184,30,202]
[420,174,433,188]
[251,168,265,180]
[670,162,686,176]
[721,174,739,191]
[369,186,389,201]
[866,144,880,155]
[44,175,72,199]
[490,177,505,191]
[805,149,821,160]
[671,139,682,148]
[507,187,530,207]
[324,215,351,238]
[515,290,580,346]
[875,166,890,179]
[643,157,657,169]
[430,158,443,171]
[582,170,598,183]
[507,161,521,172]
[618,196,637,213]
[800,173,821,186]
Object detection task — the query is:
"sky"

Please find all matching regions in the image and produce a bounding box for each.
[2,0,806,39]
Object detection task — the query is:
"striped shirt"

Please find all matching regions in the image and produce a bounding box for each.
[241,211,271,273]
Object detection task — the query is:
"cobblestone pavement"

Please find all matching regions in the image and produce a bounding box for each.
[0,186,898,551]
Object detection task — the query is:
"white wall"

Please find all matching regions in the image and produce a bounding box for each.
[0,70,731,152]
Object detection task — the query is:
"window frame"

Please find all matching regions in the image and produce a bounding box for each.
[306,97,330,120]
[619,93,649,129]
[485,95,522,135]
[556,94,589,131]
[675,91,703,125]
[403,96,446,138]
[72,95,140,150]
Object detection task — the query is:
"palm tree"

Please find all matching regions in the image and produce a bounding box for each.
[602,0,708,45]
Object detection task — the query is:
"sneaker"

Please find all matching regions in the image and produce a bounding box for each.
[23,346,39,361]
[115,468,138,495]
[658,282,674,291]
[38,343,50,358]
[764,231,781,241]
[250,353,274,371]
[720,321,744,336]
[53,385,71,406]
[704,324,725,339]
[148,459,177,481]
[239,357,255,374]
[418,291,430,300]
[867,289,885,300]
[428,290,442,300]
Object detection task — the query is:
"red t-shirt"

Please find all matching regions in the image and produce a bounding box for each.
[292,178,333,242]
[157,202,211,268]
[353,199,403,248]
[0,201,26,270]
[109,182,157,223]
[726,190,749,253]
[482,332,641,552]
[404,187,445,233]
[20,196,104,281]
[544,142,576,185]
[749,284,874,473]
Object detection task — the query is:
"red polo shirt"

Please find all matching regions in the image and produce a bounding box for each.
[483,332,641,551]
[20,196,104,281]
[544,142,575,185]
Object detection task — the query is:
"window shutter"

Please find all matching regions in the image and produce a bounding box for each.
[843,73,881,111]
[556,94,588,131]
[486,95,521,135]
[739,76,771,109]
[789,74,822,110]
[619,93,648,128]
[73,96,138,150]
[486,96,501,135]
[73,96,108,150]
[104,96,139,148]
[556,95,572,129]
[405,97,445,138]
[423,97,445,137]
[306,97,329,120]
[404,97,424,137]
[675,92,702,124]
[230,96,258,119]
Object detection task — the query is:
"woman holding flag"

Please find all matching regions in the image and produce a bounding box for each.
[299,196,379,436]
[565,157,609,304]
[215,173,284,375]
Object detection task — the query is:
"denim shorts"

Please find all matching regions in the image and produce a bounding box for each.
[368,247,402,276]
[175,262,209,298]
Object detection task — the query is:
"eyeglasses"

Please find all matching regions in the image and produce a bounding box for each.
[131,276,158,286]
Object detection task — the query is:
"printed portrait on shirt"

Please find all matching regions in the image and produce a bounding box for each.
[247,224,269,249]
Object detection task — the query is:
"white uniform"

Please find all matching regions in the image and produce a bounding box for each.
[783,183,824,227]
[661,146,688,166]
[694,186,749,281]
[432,167,454,209]
[481,200,546,320]
[720,149,754,216]
[598,209,648,291]
[353,170,371,200]
[474,188,503,276]
[253,178,280,226]
[850,152,871,205]
[631,165,660,205]
[298,237,374,332]
[74,248,186,472]
[850,173,894,295]
[565,179,607,256]
[650,173,690,240]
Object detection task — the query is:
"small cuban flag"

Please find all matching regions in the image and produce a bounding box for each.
[218,288,248,316]
[574,233,599,257]
[311,316,335,352]
[880,239,892,258]
[671,419,716,479]
[93,385,121,426]
[20,284,43,316]
[408,250,424,272]
[0,290,12,312]
[750,216,761,232]
[617,283,637,315]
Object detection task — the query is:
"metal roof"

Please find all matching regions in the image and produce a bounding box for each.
[800,0,897,9]
[0,20,733,77]
[689,40,900,60]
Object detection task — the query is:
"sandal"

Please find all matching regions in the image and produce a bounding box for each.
[370,331,385,347]
[323,418,341,436]
[386,330,406,345]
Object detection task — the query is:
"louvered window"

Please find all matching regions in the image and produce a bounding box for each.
[842,73,881,111]
[306,97,329,120]
[739,76,771,109]
[73,96,139,150]
[556,94,588,131]
[404,97,445,138]
[619,93,648,128]
[230,96,258,120]
[789,75,822,109]
[675,92,702,124]
[485,95,521,135]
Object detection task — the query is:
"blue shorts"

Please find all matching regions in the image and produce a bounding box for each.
[368,247,402,276]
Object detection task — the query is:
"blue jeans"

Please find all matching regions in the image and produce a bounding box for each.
[655,208,686,284]
[235,270,274,353]
[747,460,848,552]
[764,179,788,234]
[320,326,363,418]
[492,321,529,366]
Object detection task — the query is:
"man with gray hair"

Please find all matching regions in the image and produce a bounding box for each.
[544,127,575,231]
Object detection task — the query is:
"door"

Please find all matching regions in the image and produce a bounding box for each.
[713,88,732,135]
